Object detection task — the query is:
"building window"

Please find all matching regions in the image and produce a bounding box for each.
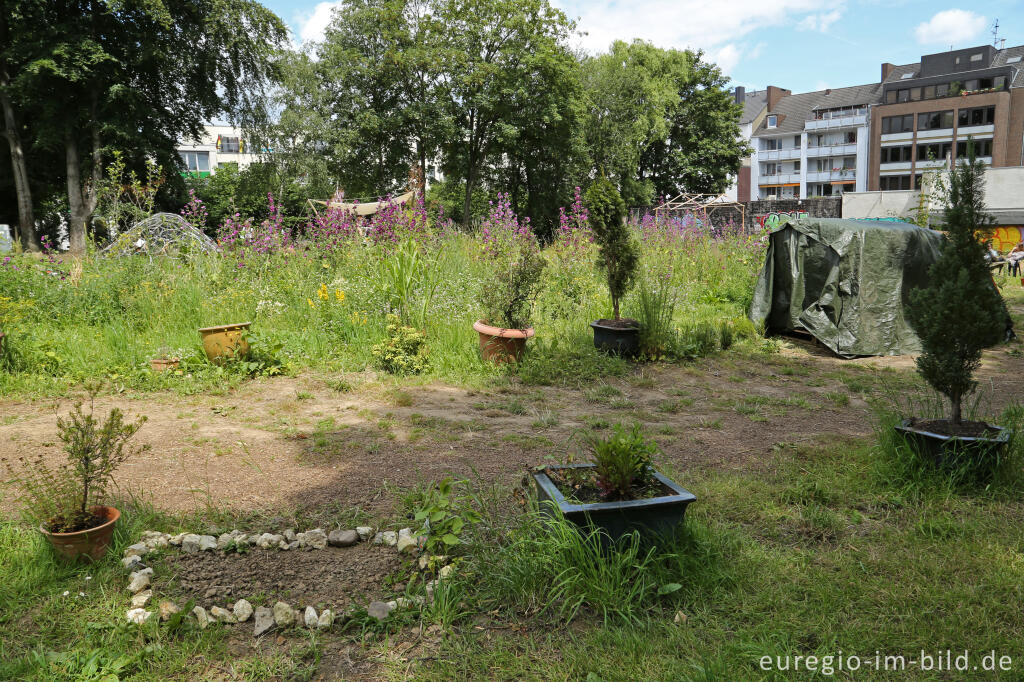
[882,114,915,134]
[935,83,949,97]
[897,89,910,103]
[885,90,897,104]
[793,135,801,147]
[956,139,993,158]
[218,136,241,153]
[764,163,779,175]
[880,175,911,191]
[917,110,954,131]
[916,142,952,162]
[793,160,801,172]
[766,115,777,128]
[963,79,979,92]
[179,151,210,173]
[763,138,780,150]
[957,106,995,127]
[881,145,913,163]
[970,53,983,62]
[846,130,857,144]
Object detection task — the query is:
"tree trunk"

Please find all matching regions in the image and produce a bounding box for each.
[65,116,101,255]
[463,149,477,230]
[0,72,38,252]
[951,393,962,426]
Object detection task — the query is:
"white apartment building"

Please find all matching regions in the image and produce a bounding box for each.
[175,124,262,176]
[750,84,881,200]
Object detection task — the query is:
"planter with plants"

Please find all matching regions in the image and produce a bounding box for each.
[474,194,545,363]
[584,177,641,355]
[533,423,696,539]
[150,347,180,372]
[198,322,251,364]
[1,392,148,560]
[901,145,1013,464]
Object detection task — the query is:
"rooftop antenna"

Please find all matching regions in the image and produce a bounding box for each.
[992,18,999,47]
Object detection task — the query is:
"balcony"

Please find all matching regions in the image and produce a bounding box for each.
[758,148,801,161]
[806,169,855,183]
[804,114,867,130]
[758,172,801,185]
[806,143,857,157]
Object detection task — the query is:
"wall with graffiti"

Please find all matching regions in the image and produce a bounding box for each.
[754,210,809,229]
[992,226,1024,251]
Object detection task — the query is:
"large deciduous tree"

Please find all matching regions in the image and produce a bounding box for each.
[2,0,285,253]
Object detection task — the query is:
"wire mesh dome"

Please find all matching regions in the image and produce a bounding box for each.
[102,213,218,258]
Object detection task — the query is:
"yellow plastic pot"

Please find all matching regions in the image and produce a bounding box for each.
[198,322,251,365]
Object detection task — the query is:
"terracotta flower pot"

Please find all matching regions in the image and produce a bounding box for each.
[150,357,180,372]
[198,322,251,365]
[40,505,121,561]
[473,320,534,363]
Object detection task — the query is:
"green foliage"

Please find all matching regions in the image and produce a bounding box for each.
[636,269,678,357]
[584,423,658,500]
[585,177,638,320]
[378,239,442,329]
[478,235,546,329]
[517,337,628,386]
[413,477,482,555]
[372,314,429,375]
[1,390,147,530]
[906,146,1009,424]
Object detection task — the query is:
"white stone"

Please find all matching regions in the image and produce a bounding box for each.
[130,589,152,608]
[316,609,333,629]
[127,569,152,593]
[367,601,392,621]
[181,534,202,553]
[372,531,397,546]
[192,605,211,629]
[123,542,149,557]
[438,564,455,580]
[297,529,328,550]
[278,540,290,550]
[197,535,217,552]
[233,599,254,622]
[216,533,235,549]
[210,606,237,623]
[396,533,419,554]
[254,606,274,636]
[273,601,297,627]
[143,534,169,550]
[158,601,180,621]
[283,528,296,542]
[304,606,318,628]
[126,608,152,625]
[122,555,144,571]
[169,532,187,546]
[355,526,373,541]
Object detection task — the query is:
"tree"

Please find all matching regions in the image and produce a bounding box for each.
[640,51,748,198]
[436,0,576,227]
[906,146,1009,425]
[3,0,285,253]
[585,177,637,321]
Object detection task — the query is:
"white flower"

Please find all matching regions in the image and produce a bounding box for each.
[62,591,70,597]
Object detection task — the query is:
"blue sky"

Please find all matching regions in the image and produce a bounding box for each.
[265,0,1024,94]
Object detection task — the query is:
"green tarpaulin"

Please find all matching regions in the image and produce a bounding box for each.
[749,218,944,358]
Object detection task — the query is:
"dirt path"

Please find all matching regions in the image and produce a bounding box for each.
[2,334,1021,516]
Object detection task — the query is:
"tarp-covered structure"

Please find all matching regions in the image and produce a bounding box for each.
[750,218,945,357]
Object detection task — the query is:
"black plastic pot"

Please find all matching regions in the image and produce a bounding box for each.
[894,418,1011,465]
[533,463,696,540]
[590,320,641,356]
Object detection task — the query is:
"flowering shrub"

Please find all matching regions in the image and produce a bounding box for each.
[218,194,291,255]
[371,314,429,374]
[477,194,545,329]
[180,189,209,233]
[556,186,591,247]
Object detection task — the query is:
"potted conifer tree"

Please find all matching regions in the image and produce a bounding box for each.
[585,177,641,355]
[900,144,1012,461]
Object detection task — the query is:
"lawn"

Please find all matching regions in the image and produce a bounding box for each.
[1,223,1023,680]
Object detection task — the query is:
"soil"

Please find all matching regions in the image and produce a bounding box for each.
[544,466,666,504]
[46,511,105,534]
[593,318,640,329]
[907,418,1001,438]
[165,544,404,609]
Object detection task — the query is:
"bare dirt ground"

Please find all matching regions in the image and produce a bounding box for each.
[2,327,1021,518]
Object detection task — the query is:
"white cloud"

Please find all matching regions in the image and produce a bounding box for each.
[798,9,842,32]
[914,9,987,45]
[553,0,845,77]
[296,2,342,45]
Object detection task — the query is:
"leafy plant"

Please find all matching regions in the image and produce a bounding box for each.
[583,423,658,500]
[585,177,639,321]
[378,239,441,329]
[371,314,429,375]
[413,478,481,555]
[906,144,1010,425]
[478,235,546,329]
[231,330,285,377]
[636,269,677,356]
[1,389,147,532]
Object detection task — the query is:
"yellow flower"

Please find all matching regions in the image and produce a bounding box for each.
[335,289,345,302]
[317,283,329,301]
[307,298,315,308]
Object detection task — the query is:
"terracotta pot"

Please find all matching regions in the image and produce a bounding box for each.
[198,322,251,365]
[473,320,534,363]
[150,357,180,372]
[40,505,121,561]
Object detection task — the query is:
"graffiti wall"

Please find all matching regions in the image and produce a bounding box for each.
[993,226,1024,251]
[754,210,808,229]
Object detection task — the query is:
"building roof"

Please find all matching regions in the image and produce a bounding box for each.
[753,83,883,136]
[739,89,769,125]
[883,43,1024,88]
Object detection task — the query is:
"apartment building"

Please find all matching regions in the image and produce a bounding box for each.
[751,83,880,200]
[871,44,1024,190]
[175,124,262,177]
[725,86,776,202]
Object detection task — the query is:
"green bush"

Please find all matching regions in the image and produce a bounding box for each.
[584,423,658,500]
[371,314,429,375]
[585,178,638,321]
[478,235,546,329]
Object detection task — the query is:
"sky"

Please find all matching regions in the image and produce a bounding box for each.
[264,0,1024,94]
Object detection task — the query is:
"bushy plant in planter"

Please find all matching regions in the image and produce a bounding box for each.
[1,392,148,560]
[474,194,546,363]
[902,145,1013,463]
[533,423,696,539]
[585,177,641,355]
